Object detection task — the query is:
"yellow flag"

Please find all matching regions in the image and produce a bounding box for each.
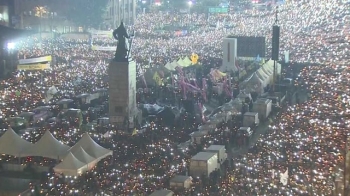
[132,128,138,136]
[153,72,163,86]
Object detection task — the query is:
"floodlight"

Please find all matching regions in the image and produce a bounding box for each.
[7,42,15,50]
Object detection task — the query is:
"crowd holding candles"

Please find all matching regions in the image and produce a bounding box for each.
[0,0,349,195]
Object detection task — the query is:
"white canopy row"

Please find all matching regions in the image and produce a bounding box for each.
[0,128,112,176]
[241,60,281,94]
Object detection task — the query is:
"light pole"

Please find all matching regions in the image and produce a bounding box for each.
[188,1,193,24]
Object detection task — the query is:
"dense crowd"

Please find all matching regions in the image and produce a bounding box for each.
[0,0,349,195]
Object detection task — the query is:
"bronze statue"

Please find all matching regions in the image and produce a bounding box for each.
[113,21,134,62]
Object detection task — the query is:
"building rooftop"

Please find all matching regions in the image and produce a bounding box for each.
[149,189,174,196]
[244,112,258,116]
[191,152,217,161]
[206,145,225,151]
[190,131,207,137]
[170,175,192,183]
[255,98,271,104]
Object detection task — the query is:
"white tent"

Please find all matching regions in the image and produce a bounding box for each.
[165,62,176,71]
[69,133,113,161]
[222,103,239,114]
[53,152,87,176]
[244,73,264,94]
[171,60,180,70]
[177,58,187,67]
[25,131,70,159]
[230,98,244,112]
[198,124,211,131]
[256,69,270,87]
[0,127,33,157]
[260,66,273,83]
[237,91,252,100]
[264,60,281,75]
[183,56,193,66]
[70,147,97,170]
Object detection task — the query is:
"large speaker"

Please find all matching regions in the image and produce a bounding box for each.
[272,26,280,61]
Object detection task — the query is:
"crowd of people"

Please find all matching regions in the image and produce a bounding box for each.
[0,0,349,195]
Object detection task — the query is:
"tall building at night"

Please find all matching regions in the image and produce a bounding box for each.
[105,0,137,28]
[0,0,14,27]
[13,0,76,32]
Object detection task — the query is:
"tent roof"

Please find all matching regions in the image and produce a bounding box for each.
[149,189,174,196]
[27,131,70,159]
[0,127,33,157]
[70,146,96,164]
[69,133,112,159]
[54,152,86,171]
[250,73,264,84]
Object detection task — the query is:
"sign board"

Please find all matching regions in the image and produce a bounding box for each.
[208,7,228,13]
[19,56,52,65]
[90,30,113,38]
[17,63,50,70]
[91,45,116,51]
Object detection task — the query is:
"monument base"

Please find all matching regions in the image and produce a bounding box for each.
[108,59,137,132]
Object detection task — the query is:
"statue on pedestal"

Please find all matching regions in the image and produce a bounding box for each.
[113,21,134,62]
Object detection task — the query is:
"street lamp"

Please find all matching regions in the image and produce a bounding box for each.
[7,42,15,50]
[188,1,193,23]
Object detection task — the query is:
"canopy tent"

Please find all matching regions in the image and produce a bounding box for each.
[264,60,281,75]
[198,125,209,131]
[25,131,70,159]
[256,69,270,87]
[53,152,87,176]
[260,66,273,81]
[56,99,73,105]
[230,98,244,112]
[69,133,113,161]
[165,62,176,71]
[170,60,180,70]
[0,127,33,157]
[141,104,164,116]
[70,146,97,170]
[221,103,239,114]
[237,92,252,100]
[243,73,265,94]
[18,112,35,118]
[182,56,193,66]
[177,58,187,67]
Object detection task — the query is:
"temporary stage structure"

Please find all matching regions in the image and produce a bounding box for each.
[68,133,113,161]
[24,131,70,159]
[0,127,34,157]
[53,152,87,176]
[70,146,97,170]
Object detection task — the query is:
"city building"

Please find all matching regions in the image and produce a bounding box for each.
[105,0,137,28]
[0,0,14,27]
[13,0,75,32]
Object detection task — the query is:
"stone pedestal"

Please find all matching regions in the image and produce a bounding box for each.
[108,59,137,131]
